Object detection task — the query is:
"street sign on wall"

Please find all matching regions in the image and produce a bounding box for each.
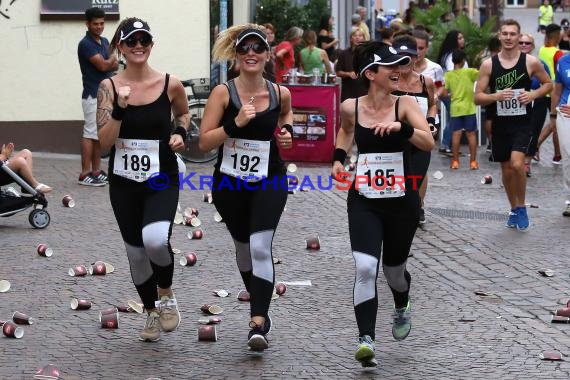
[40,0,120,20]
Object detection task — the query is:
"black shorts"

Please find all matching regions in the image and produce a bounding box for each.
[490,124,532,162]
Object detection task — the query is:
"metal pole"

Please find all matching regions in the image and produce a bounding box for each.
[220,0,228,84]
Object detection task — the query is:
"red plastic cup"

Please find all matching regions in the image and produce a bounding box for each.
[203,193,212,203]
[37,244,53,257]
[99,310,119,329]
[180,252,197,266]
[70,298,92,310]
[12,311,34,325]
[198,325,217,341]
[187,228,203,240]
[481,175,492,185]
[89,261,107,276]
[275,283,287,295]
[34,364,61,380]
[2,320,24,338]
[237,290,250,302]
[68,264,87,277]
[305,235,320,250]
[62,195,75,208]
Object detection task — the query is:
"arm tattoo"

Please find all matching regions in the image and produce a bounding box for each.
[96,84,113,130]
[174,113,190,130]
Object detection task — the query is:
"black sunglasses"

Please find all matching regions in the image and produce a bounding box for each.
[236,43,267,55]
[519,41,532,46]
[124,35,153,48]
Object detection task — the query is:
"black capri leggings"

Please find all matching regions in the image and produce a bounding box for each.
[110,182,178,310]
[347,190,419,339]
[528,97,549,157]
[212,173,288,318]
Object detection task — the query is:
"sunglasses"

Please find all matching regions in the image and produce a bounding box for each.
[519,41,532,46]
[236,43,267,55]
[124,35,153,48]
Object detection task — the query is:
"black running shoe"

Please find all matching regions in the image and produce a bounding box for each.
[247,316,271,352]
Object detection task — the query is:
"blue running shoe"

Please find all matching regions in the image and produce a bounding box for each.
[392,300,412,341]
[506,209,518,228]
[355,335,377,367]
[516,206,529,231]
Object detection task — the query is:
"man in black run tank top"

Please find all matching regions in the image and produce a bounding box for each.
[474,19,552,231]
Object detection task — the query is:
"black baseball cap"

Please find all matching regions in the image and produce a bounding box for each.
[392,39,418,56]
[119,19,153,41]
[236,28,270,50]
[358,45,411,76]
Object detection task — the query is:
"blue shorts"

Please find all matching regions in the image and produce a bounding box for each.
[450,114,477,132]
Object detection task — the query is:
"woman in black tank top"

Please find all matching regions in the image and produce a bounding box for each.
[331,41,434,368]
[199,24,294,352]
[96,17,190,343]
[392,35,438,227]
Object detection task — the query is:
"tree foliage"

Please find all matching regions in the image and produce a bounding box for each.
[255,0,330,40]
[413,0,497,68]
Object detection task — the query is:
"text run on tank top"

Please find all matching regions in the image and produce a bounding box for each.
[489,53,532,127]
[214,79,284,178]
[108,74,178,185]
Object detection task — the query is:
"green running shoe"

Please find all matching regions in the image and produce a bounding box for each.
[355,335,377,367]
[392,300,411,341]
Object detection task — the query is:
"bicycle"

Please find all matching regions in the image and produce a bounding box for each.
[176,78,218,163]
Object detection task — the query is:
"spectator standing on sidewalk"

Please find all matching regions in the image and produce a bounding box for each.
[274,26,303,83]
[547,50,570,216]
[336,28,367,102]
[77,7,118,187]
[332,41,434,367]
[436,30,467,155]
[536,23,564,164]
[299,30,332,76]
[317,14,339,67]
[558,19,570,50]
[199,24,293,352]
[474,19,552,231]
[97,17,189,342]
[538,0,555,33]
[442,49,480,171]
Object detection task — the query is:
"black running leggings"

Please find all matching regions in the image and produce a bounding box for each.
[110,182,178,310]
[347,190,419,340]
[212,173,287,318]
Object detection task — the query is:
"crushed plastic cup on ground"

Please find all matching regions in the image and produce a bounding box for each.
[432,170,444,180]
[198,325,217,341]
[70,298,92,310]
[0,279,11,293]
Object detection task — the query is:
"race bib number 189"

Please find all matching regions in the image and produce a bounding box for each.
[113,139,160,182]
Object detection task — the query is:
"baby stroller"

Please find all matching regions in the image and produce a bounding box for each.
[0,160,50,229]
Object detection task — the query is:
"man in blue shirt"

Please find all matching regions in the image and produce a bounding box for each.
[549,53,570,217]
[77,7,118,186]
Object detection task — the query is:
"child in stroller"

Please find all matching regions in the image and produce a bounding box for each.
[0,143,51,228]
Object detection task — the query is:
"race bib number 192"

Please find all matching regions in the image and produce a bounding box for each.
[220,138,270,181]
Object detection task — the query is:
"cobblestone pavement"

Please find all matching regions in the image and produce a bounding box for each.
[1,136,569,380]
[2,8,570,380]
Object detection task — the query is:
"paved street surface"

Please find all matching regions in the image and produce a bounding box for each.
[1,139,569,380]
[2,7,570,380]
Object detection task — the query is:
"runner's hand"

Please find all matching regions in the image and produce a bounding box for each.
[517,90,533,105]
[372,121,401,137]
[276,127,292,149]
[331,161,345,180]
[235,104,256,127]
[168,134,185,153]
[117,86,131,108]
[497,88,514,101]
[559,104,570,117]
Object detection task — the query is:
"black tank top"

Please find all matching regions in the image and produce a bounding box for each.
[392,75,429,115]
[489,53,532,128]
[108,74,178,186]
[214,79,285,176]
[351,97,416,202]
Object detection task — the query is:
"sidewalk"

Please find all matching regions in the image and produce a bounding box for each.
[0,142,569,379]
